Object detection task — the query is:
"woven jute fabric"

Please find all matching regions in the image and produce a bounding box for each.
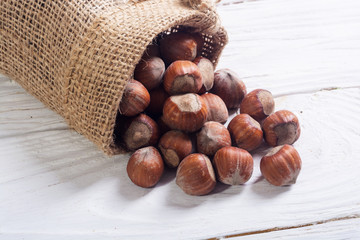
[0,0,228,155]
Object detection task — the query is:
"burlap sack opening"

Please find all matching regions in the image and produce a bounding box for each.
[0,0,228,155]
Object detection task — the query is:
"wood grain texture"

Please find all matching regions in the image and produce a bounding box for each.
[1,0,360,239]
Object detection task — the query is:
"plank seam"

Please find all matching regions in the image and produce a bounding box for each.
[208,214,360,239]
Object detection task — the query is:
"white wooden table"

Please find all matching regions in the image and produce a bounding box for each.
[1,0,360,239]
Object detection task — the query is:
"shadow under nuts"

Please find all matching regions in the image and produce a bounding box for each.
[127,146,164,188]
[260,144,302,186]
[162,93,208,132]
[158,130,193,168]
[262,110,301,147]
[213,146,254,185]
[176,153,216,196]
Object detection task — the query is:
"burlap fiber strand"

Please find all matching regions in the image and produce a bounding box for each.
[0,0,228,155]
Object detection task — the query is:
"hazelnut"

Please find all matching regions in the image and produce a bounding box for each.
[201,93,228,123]
[158,130,193,168]
[240,89,275,122]
[262,110,301,147]
[213,146,254,185]
[196,121,231,156]
[142,44,161,59]
[193,57,214,93]
[122,114,159,150]
[162,93,208,132]
[163,60,202,95]
[119,79,150,117]
[260,144,302,186]
[210,69,247,109]
[134,57,165,91]
[228,114,263,152]
[191,32,205,57]
[176,153,216,195]
[159,32,197,64]
[146,87,170,117]
[127,146,164,188]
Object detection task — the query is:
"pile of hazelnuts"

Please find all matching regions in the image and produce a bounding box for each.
[114,31,302,196]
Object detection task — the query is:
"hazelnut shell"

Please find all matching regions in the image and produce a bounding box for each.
[228,114,263,151]
[260,144,302,186]
[127,146,164,188]
[262,110,301,147]
[176,153,216,195]
[213,146,254,185]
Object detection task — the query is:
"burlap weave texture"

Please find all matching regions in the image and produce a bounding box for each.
[0,0,228,155]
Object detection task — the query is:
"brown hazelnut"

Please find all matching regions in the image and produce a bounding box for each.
[240,89,275,122]
[142,44,161,59]
[159,32,197,65]
[163,60,202,95]
[134,57,165,91]
[210,69,247,109]
[260,144,302,186]
[191,32,205,57]
[213,146,254,185]
[158,130,193,168]
[127,146,164,188]
[196,121,231,156]
[228,114,263,151]
[262,110,301,147]
[162,93,208,132]
[193,57,214,93]
[201,93,228,123]
[119,79,150,117]
[176,153,216,195]
[122,114,159,150]
[146,87,170,117]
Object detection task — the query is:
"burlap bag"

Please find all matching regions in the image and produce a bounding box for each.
[0,0,228,155]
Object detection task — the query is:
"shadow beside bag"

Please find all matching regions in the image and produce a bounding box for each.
[0,0,228,155]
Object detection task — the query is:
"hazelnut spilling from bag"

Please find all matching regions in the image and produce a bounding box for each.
[118,31,302,195]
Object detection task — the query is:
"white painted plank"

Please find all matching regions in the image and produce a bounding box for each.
[1,80,360,239]
[220,217,360,240]
[1,0,360,239]
[217,0,360,96]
